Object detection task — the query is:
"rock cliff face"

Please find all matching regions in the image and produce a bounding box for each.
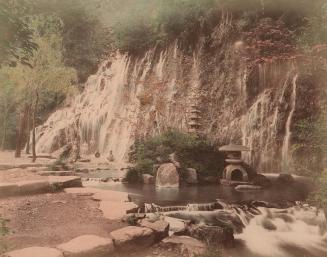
[35,22,325,173]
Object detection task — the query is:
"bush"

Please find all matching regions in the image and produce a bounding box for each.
[0,216,9,236]
[126,130,225,183]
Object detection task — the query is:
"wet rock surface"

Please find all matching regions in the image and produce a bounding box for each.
[156,163,179,188]
[139,219,170,241]
[161,236,206,257]
[186,224,234,246]
[110,226,156,250]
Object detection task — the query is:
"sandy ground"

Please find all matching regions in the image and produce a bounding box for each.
[0,192,125,253]
[0,151,185,257]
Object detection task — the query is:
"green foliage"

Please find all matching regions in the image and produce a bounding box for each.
[297,2,327,50]
[194,247,224,257]
[110,0,221,53]
[33,0,112,83]
[292,108,327,176]
[309,170,327,209]
[126,215,138,226]
[0,216,9,236]
[0,0,37,66]
[0,14,77,149]
[127,130,224,183]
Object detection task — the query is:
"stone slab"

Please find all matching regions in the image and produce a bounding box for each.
[39,171,75,176]
[110,226,155,250]
[49,176,82,188]
[0,177,82,198]
[99,201,138,220]
[17,180,50,195]
[3,247,63,257]
[57,235,114,257]
[0,183,19,197]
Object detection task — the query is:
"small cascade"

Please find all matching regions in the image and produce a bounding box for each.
[281,74,298,171]
[236,205,327,257]
[141,200,327,257]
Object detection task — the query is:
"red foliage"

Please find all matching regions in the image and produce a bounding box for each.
[243,18,296,64]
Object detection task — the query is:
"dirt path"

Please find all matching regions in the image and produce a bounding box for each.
[0,192,125,253]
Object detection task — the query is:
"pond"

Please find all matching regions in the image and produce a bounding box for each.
[94,182,309,206]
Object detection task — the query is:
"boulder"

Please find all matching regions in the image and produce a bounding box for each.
[110,226,155,250]
[4,247,63,257]
[161,236,206,257]
[142,174,155,184]
[276,173,295,187]
[57,235,114,257]
[252,174,272,188]
[156,163,179,188]
[49,176,82,188]
[140,219,169,241]
[186,224,234,246]
[184,168,198,184]
[163,216,189,234]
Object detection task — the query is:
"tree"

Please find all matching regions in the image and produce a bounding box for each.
[0,70,16,150]
[0,0,37,66]
[5,14,77,160]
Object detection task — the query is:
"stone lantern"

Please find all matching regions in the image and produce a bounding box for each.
[219,144,251,186]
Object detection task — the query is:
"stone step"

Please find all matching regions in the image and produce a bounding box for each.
[4,247,63,257]
[0,176,82,198]
[38,170,75,176]
[57,235,114,257]
[0,163,47,170]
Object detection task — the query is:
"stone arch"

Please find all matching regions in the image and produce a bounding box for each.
[224,164,248,182]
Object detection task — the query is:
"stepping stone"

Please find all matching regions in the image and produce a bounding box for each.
[99,201,138,220]
[140,219,169,241]
[57,235,114,257]
[17,180,50,195]
[110,226,155,250]
[0,183,19,197]
[38,171,74,176]
[49,176,82,188]
[3,247,63,257]
[16,163,45,169]
[0,164,15,170]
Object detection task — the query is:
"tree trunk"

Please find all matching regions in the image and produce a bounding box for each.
[25,105,31,154]
[15,111,25,158]
[32,91,39,163]
[1,116,7,150]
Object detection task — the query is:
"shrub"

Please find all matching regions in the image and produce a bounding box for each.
[126,130,225,183]
[0,216,9,236]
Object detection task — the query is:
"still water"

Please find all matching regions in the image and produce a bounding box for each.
[95,182,308,206]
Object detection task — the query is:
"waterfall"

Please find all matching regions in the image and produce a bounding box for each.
[35,40,308,171]
[281,74,298,171]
